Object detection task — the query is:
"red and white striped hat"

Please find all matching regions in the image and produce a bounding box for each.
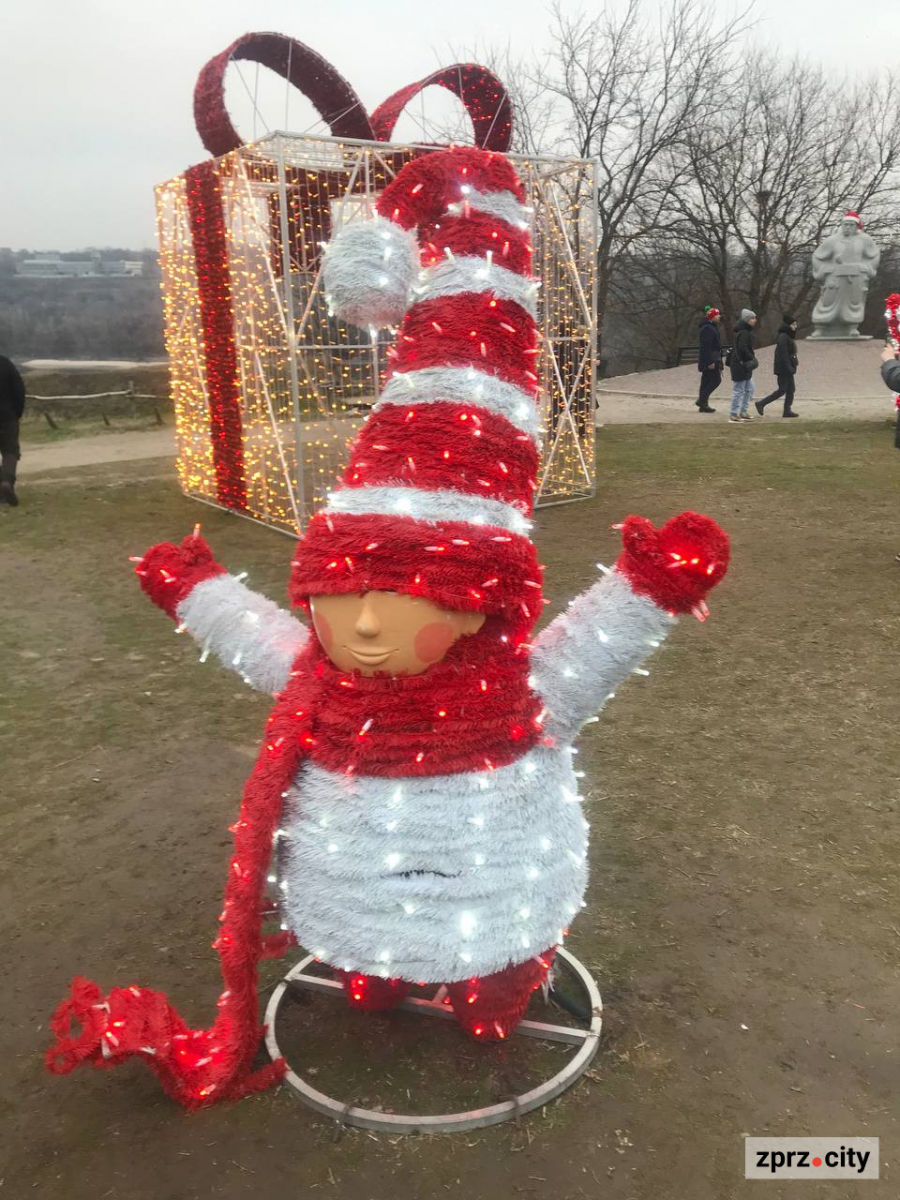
[290,147,544,633]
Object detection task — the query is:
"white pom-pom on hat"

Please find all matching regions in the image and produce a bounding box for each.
[321,214,420,330]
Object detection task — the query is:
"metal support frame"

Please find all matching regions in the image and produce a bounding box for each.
[264,947,602,1134]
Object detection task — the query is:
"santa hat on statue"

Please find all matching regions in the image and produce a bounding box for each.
[290,147,544,635]
[843,211,863,228]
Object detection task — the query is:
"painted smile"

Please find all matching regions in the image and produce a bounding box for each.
[345,645,395,667]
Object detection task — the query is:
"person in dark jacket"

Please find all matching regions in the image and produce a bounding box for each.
[881,342,900,394]
[755,315,799,418]
[728,309,758,423]
[696,307,723,413]
[0,355,25,506]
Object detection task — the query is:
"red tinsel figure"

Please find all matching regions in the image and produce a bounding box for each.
[885,293,900,408]
[48,147,730,1110]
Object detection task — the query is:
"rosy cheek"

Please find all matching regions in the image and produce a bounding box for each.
[414,621,457,664]
[312,612,333,652]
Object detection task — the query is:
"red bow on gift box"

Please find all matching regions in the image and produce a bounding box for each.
[193,33,513,273]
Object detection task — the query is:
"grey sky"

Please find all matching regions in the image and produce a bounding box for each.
[1,0,896,250]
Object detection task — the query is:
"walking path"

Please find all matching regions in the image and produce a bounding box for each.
[597,338,892,423]
[21,341,892,474]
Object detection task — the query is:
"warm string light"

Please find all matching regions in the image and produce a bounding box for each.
[155,140,596,534]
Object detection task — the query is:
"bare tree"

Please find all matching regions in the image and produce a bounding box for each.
[520,0,749,358]
[667,52,900,332]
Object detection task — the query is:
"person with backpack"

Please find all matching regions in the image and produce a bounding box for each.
[755,315,800,418]
[728,309,758,423]
[0,354,25,506]
[696,307,723,413]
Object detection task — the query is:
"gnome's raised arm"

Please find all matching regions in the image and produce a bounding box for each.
[135,533,308,695]
[531,513,729,744]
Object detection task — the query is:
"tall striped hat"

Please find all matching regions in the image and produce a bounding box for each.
[290,147,544,632]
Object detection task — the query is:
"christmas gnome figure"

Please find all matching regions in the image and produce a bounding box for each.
[47,146,730,1109]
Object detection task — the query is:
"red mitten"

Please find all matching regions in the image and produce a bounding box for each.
[134,532,227,620]
[615,511,730,616]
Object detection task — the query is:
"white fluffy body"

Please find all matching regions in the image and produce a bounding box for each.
[530,570,676,743]
[412,256,538,317]
[324,483,532,534]
[176,574,308,695]
[322,214,420,330]
[376,366,541,441]
[278,744,588,982]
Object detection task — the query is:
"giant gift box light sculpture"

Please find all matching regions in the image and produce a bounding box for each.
[154,33,598,535]
[47,142,730,1111]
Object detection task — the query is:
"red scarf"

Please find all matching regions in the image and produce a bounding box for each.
[46,625,540,1107]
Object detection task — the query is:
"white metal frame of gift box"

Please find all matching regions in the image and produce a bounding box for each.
[156,134,598,536]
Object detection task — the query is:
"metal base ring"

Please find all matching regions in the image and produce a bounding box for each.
[264,946,602,1134]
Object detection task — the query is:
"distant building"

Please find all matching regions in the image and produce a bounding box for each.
[16,253,144,278]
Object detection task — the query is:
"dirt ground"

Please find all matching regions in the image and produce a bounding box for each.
[1,420,898,1200]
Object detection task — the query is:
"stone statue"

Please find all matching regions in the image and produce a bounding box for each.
[809,211,880,339]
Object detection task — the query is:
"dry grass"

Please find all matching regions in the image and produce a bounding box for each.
[2,419,898,1199]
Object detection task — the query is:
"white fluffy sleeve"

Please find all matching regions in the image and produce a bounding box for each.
[175,574,309,696]
[529,570,676,744]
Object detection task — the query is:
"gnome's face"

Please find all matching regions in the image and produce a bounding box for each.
[310,591,485,676]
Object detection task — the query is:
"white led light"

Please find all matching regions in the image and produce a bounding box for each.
[385,852,402,869]
[459,912,477,937]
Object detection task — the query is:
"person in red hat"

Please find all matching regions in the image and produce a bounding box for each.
[47,147,731,1108]
[696,307,723,413]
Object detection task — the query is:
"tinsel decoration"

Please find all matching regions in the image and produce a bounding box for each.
[885,292,900,409]
[184,161,248,511]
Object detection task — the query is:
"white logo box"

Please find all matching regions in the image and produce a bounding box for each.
[745,1137,879,1180]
